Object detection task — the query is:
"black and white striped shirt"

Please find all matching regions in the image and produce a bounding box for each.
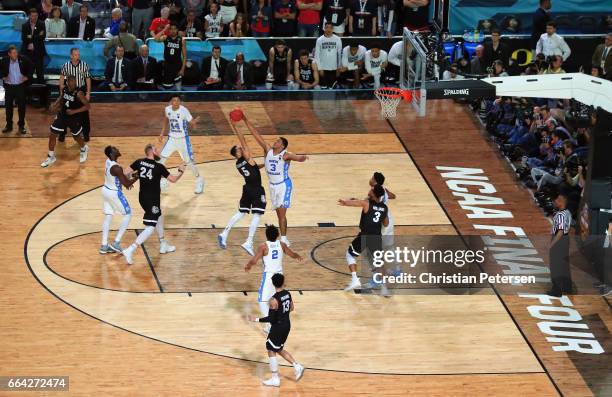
[61,60,91,89]
[552,209,571,235]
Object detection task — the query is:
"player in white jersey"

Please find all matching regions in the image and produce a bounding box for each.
[100,146,137,254]
[245,225,303,333]
[158,95,205,194]
[239,111,308,246]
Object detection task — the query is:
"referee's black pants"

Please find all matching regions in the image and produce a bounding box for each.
[549,235,572,294]
[3,82,27,128]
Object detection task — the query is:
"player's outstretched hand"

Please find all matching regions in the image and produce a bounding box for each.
[295,254,304,262]
[338,199,346,206]
[246,315,257,322]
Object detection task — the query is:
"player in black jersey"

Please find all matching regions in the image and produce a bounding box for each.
[218,119,267,255]
[121,143,186,265]
[338,184,388,291]
[247,273,304,387]
[155,23,187,90]
[293,49,319,89]
[267,40,293,87]
[40,76,90,168]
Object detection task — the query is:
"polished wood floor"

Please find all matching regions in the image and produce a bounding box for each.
[1,99,608,396]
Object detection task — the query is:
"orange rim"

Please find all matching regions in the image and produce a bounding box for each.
[375,87,413,102]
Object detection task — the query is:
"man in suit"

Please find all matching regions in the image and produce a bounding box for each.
[130,44,158,90]
[21,8,46,84]
[103,46,131,91]
[1,45,33,134]
[592,33,612,80]
[483,29,510,69]
[224,52,254,90]
[67,5,95,40]
[530,0,551,53]
[61,0,81,24]
[200,45,227,90]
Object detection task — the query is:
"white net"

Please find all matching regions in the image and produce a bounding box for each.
[375,88,403,119]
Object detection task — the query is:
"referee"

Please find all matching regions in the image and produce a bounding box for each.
[59,48,91,141]
[548,192,572,297]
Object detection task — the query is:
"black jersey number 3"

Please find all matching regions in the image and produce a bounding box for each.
[373,211,381,223]
[140,167,153,180]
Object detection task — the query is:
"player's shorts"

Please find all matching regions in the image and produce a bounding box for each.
[162,61,182,86]
[102,186,131,216]
[50,114,82,136]
[269,178,292,210]
[160,135,194,163]
[266,323,291,352]
[239,184,266,214]
[258,271,282,303]
[348,233,382,258]
[381,212,394,247]
[139,197,162,226]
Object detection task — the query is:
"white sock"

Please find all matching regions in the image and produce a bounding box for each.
[48,150,55,157]
[269,357,279,374]
[351,271,358,282]
[222,211,245,238]
[247,214,261,243]
[135,226,155,246]
[156,216,165,240]
[189,162,200,178]
[102,214,112,245]
[114,213,131,243]
[258,301,269,317]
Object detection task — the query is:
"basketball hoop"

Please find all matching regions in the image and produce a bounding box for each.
[374,87,413,119]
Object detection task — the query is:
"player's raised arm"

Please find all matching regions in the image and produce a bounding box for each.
[243,114,271,153]
[245,243,267,272]
[284,152,308,162]
[385,188,396,200]
[280,242,303,261]
[110,164,137,189]
[230,121,253,162]
[338,198,368,208]
[166,164,186,183]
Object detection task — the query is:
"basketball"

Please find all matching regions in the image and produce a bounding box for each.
[230,108,244,122]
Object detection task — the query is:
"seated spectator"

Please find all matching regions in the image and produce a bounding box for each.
[534,52,548,71]
[103,45,131,91]
[150,7,171,38]
[543,55,565,74]
[274,0,297,37]
[294,49,319,89]
[104,22,138,59]
[523,61,540,76]
[267,40,293,86]
[377,0,397,37]
[322,0,348,37]
[362,43,387,89]
[38,0,54,21]
[250,0,273,37]
[483,29,509,68]
[45,6,66,38]
[225,52,254,90]
[456,57,470,75]
[590,66,603,77]
[591,33,612,80]
[536,22,571,62]
[348,0,377,36]
[181,10,204,39]
[60,0,81,24]
[229,13,249,37]
[338,43,366,88]
[130,44,158,90]
[470,45,485,75]
[67,5,95,40]
[203,5,222,38]
[488,60,508,77]
[104,8,122,38]
[442,63,465,81]
[200,45,227,90]
[401,0,429,32]
[297,0,323,37]
[182,0,207,18]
